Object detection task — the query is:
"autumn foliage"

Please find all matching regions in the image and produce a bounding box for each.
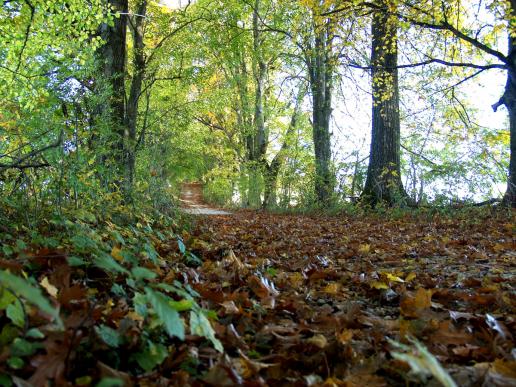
[2,206,514,385]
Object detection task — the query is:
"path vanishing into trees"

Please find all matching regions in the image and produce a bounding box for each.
[176,207,516,385]
[179,183,232,216]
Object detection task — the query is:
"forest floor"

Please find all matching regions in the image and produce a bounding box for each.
[1,205,515,386]
[181,208,516,386]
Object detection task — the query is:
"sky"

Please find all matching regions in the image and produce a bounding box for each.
[159,0,188,9]
[157,0,509,200]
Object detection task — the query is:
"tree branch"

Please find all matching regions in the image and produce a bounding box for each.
[349,58,505,71]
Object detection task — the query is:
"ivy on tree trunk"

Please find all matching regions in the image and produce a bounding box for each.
[362,1,408,206]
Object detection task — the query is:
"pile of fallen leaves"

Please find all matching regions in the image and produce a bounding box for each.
[0,207,514,386]
[184,209,515,386]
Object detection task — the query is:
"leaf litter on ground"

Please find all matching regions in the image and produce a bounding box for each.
[0,208,514,386]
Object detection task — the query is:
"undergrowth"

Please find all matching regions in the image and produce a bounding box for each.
[0,197,221,386]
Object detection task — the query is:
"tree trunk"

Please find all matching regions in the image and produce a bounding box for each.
[125,0,147,190]
[99,0,128,177]
[492,4,516,207]
[263,163,279,208]
[253,0,267,162]
[262,87,304,208]
[309,24,333,204]
[248,165,262,207]
[246,0,267,208]
[361,2,408,206]
[503,16,516,207]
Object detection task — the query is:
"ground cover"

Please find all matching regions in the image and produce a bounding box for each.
[0,207,514,386]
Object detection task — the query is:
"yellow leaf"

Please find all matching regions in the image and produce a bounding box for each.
[370,281,389,290]
[358,244,371,255]
[127,311,144,322]
[40,276,58,297]
[323,282,340,294]
[405,272,417,282]
[336,329,353,344]
[307,334,328,349]
[289,272,305,289]
[111,246,123,261]
[384,272,405,283]
[190,238,211,250]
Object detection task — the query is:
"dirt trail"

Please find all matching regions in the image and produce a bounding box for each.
[179,182,232,215]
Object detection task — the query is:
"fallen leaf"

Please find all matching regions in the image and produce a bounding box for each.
[40,277,58,298]
[111,246,123,262]
[307,334,328,349]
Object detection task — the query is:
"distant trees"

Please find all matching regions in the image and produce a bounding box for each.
[1,0,513,212]
[391,0,513,206]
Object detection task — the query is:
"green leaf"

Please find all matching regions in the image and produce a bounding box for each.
[95,378,124,387]
[169,299,194,312]
[133,292,148,318]
[111,283,127,297]
[25,328,44,339]
[111,231,125,245]
[6,302,24,328]
[93,253,129,275]
[70,234,98,252]
[0,374,13,387]
[7,357,24,370]
[189,311,223,352]
[76,209,97,223]
[177,238,186,254]
[95,325,122,348]
[143,242,159,264]
[185,252,202,266]
[2,245,14,256]
[145,288,184,340]
[0,288,16,309]
[68,256,87,267]
[131,267,157,281]
[0,271,61,328]
[0,325,19,347]
[14,240,26,252]
[10,338,36,357]
[133,341,168,372]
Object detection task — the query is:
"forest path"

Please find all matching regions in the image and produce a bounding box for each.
[179,182,232,215]
[181,210,516,385]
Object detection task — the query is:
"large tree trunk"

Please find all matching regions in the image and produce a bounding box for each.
[503,3,516,207]
[361,2,408,206]
[309,24,334,204]
[126,0,148,190]
[99,0,128,176]
[492,5,516,207]
[245,0,268,208]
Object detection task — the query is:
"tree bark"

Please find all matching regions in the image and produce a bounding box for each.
[503,4,516,207]
[361,2,408,206]
[262,87,304,208]
[245,0,268,208]
[308,22,334,204]
[99,0,128,175]
[126,0,148,189]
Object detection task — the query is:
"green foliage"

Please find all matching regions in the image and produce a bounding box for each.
[0,271,62,328]
[0,205,224,384]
